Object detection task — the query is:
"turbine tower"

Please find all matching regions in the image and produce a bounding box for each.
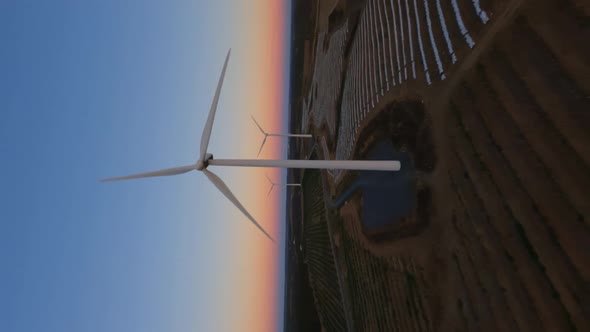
[101,49,400,242]
[251,115,312,157]
[266,174,301,196]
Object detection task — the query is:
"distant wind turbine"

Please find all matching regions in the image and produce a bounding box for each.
[265,174,301,196]
[101,49,401,242]
[251,115,312,157]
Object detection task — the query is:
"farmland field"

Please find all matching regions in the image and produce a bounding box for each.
[289,0,589,330]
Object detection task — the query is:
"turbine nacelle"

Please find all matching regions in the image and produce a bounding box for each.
[196,153,214,170]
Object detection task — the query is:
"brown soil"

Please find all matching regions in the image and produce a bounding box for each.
[291,0,590,331]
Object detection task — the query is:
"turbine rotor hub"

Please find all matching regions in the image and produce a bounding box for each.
[196,153,214,170]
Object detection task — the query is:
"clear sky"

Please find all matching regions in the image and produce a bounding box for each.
[1,1,291,331]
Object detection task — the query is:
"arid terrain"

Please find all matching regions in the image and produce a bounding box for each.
[286,0,589,331]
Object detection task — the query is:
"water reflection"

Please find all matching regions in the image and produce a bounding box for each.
[330,139,415,230]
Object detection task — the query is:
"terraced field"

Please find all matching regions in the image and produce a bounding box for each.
[301,170,347,331]
[334,217,434,331]
[296,0,589,330]
[441,9,590,329]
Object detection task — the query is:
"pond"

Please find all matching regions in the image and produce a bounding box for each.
[331,139,415,231]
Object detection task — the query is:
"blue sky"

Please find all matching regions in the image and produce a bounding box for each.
[1,1,290,331]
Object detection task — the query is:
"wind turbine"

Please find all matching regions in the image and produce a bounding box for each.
[265,174,301,196]
[101,49,401,243]
[251,115,312,157]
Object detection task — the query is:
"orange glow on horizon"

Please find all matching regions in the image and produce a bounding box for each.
[228,1,287,331]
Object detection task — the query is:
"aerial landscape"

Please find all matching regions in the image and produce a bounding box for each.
[285,0,589,331]
[3,0,588,331]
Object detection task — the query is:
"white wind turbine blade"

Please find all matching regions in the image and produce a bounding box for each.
[265,173,275,196]
[202,169,275,242]
[199,49,231,162]
[250,115,266,134]
[257,136,268,157]
[101,165,195,182]
[265,173,274,185]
